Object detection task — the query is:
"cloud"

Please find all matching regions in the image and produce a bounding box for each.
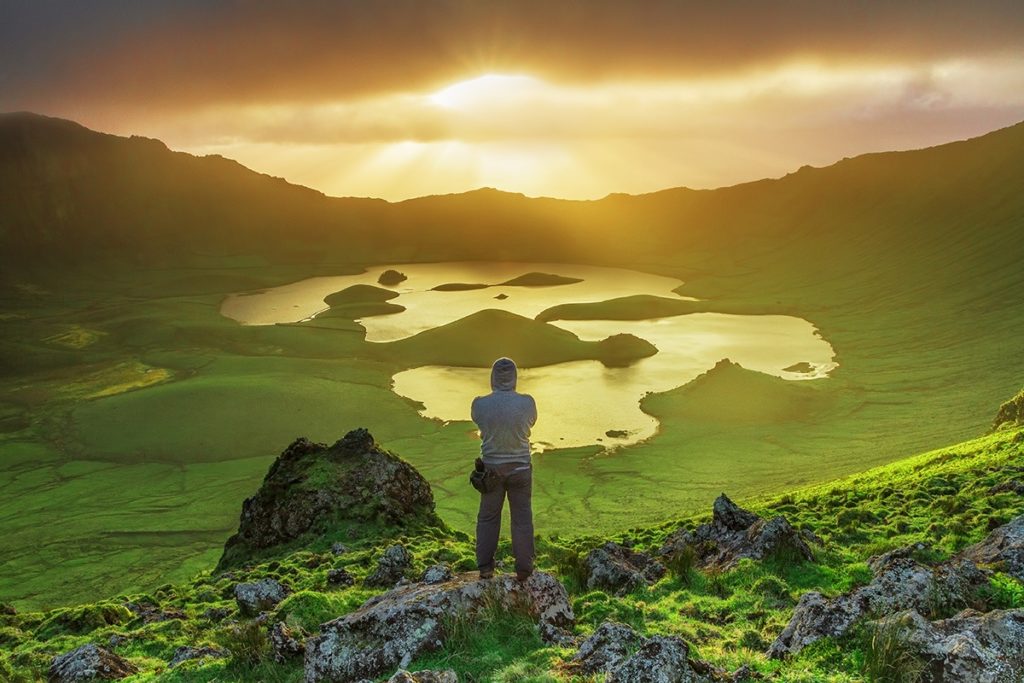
[3,0,1024,115]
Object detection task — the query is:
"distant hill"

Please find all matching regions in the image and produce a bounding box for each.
[641,359,832,425]
[2,111,1023,285]
[379,309,657,368]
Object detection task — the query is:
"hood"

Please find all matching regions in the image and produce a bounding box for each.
[490,357,518,391]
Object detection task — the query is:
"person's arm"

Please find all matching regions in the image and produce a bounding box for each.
[470,396,481,425]
[528,396,538,427]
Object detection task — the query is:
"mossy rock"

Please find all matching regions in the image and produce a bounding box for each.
[217,428,445,570]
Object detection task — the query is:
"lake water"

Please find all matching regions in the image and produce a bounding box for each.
[221,262,836,449]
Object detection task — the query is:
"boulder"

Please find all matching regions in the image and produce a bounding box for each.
[570,621,645,674]
[877,608,1024,682]
[420,564,454,585]
[385,671,458,683]
[269,621,306,663]
[168,645,227,668]
[607,636,696,683]
[956,514,1024,580]
[768,546,987,658]
[365,544,413,588]
[327,568,355,588]
[584,542,666,595]
[304,571,573,682]
[660,494,813,571]
[570,621,741,682]
[235,578,290,616]
[49,644,138,682]
[218,429,442,569]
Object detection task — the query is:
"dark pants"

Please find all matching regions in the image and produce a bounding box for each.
[476,461,534,575]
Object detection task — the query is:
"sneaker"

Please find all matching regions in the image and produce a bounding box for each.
[479,569,494,580]
[516,570,533,582]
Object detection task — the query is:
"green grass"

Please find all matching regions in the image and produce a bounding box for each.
[2,424,1019,681]
[2,253,1024,612]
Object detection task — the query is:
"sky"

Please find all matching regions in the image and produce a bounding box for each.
[3,1,1024,201]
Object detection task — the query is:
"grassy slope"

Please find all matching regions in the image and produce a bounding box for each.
[2,420,1021,682]
[2,115,1024,609]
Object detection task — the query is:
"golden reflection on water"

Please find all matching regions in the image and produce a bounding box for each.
[222,262,836,449]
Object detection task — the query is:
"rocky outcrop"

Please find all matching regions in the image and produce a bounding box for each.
[49,644,138,682]
[304,571,573,682]
[660,494,814,571]
[584,542,666,595]
[956,514,1024,580]
[218,429,442,569]
[168,645,227,668]
[235,578,290,616]
[992,388,1024,431]
[365,544,413,588]
[269,621,306,663]
[877,608,1024,682]
[768,545,987,658]
[570,621,750,682]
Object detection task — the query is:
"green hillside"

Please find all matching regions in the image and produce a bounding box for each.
[1,112,1024,612]
[1,398,1021,682]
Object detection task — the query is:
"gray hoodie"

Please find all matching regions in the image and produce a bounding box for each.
[471,357,537,465]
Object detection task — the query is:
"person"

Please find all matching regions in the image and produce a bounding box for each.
[471,357,537,581]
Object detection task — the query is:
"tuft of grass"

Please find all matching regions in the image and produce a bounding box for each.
[664,545,698,587]
[978,573,1024,610]
[214,619,270,667]
[408,584,550,680]
[860,618,925,683]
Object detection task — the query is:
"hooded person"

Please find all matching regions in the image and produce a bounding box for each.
[470,357,538,580]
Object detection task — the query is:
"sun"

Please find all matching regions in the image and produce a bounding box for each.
[428,73,540,109]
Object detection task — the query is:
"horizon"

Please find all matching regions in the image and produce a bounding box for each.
[7,107,1024,205]
[3,2,1024,200]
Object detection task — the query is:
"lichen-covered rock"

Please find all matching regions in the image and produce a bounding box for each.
[992,388,1024,431]
[877,608,1024,682]
[607,636,695,683]
[365,544,413,588]
[49,644,138,682]
[768,547,987,658]
[570,621,741,682]
[584,542,666,595]
[956,514,1024,580]
[327,568,355,588]
[235,578,290,616]
[168,645,226,668]
[570,621,645,674]
[218,429,442,569]
[331,542,349,556]
[660,494,813,571]
[269,621,305,663]
[420,564,454,585]
[304,571,573,682]
[386,670,458,683]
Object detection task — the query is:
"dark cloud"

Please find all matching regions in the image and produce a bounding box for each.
[2,0,1023,115]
